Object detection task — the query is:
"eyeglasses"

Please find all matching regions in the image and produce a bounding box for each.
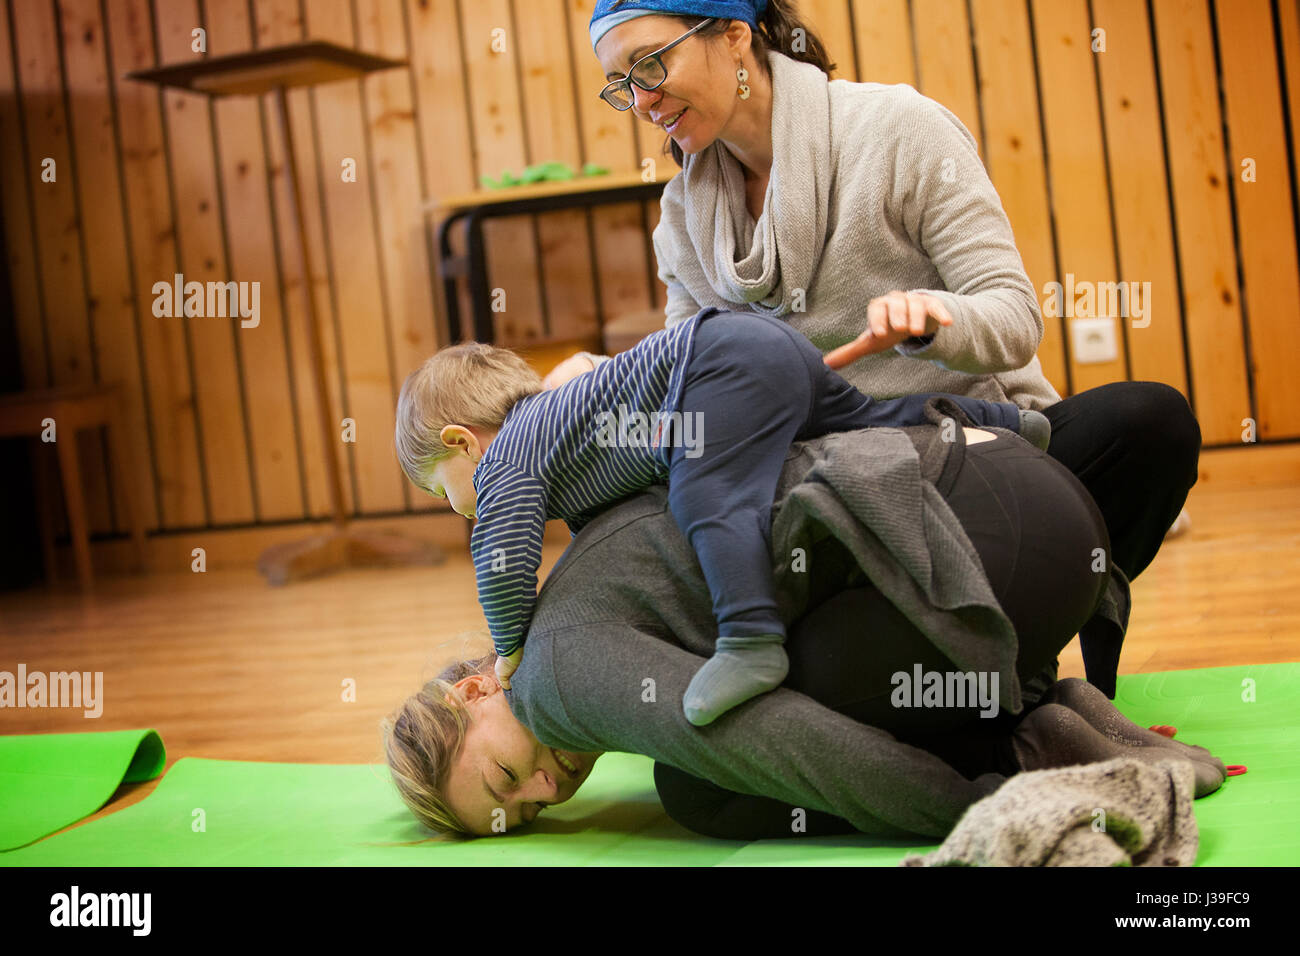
[598,18,716,111]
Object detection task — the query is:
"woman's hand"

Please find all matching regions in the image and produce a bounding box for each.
[542,354,596,390]
[823,291,954,368]
[494,648,524,689]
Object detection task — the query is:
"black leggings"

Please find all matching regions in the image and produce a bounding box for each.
[1042,381,1199,581]
[782,431,1111,779]
[655,430,1113,836]
[1024,380,1199,696]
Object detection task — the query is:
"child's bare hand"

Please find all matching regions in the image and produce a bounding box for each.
[495,649,524,689]
[542,354,595,390]
[540,353,595,390]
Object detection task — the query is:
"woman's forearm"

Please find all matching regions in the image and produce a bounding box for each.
[895,286,1044,374]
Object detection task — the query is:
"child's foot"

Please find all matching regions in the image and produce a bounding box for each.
[1017,409,1052,451]
[683,636,788,727]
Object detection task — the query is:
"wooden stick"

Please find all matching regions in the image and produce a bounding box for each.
[272,85,348,530]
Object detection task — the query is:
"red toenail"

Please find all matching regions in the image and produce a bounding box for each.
[1226,765,1247,776]
[1149,725,1177,737]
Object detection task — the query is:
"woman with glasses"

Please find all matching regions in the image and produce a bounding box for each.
[554,0,1199,676]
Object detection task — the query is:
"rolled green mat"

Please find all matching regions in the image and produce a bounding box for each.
[0,729,165,851]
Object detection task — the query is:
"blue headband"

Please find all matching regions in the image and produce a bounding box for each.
[590,1,768,51]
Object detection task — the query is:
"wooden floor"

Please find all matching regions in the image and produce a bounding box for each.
[2,476,1298,831]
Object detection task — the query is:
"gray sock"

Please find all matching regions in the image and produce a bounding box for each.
[1039,678,1227,775]
[683,635,788,727]
[1017,409,1052,450]
[1012,704,1224,798]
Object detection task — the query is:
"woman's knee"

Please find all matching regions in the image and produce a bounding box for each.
[1107,382,1201,477]
[653,761,728,836]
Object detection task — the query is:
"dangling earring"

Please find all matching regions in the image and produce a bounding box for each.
[736,65,751,100]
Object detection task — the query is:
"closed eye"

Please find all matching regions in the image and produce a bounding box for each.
[498,763,547,825]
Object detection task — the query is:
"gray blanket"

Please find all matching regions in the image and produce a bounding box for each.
[900,757,1199,866]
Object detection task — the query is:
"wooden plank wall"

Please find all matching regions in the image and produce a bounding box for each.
[1,0,1298,541]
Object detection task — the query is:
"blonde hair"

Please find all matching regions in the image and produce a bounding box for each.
[394,342,543,490]
[380,643,500,837]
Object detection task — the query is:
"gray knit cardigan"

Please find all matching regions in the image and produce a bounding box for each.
[582,51,1062,413]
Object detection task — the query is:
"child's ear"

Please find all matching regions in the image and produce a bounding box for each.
[439,423,469,450]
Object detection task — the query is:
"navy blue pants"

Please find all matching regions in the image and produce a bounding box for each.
[666,310,1024,643]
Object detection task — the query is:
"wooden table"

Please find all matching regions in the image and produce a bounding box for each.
[0,383,146,589]
[428,171,675,344]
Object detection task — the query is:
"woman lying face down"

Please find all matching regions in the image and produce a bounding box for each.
[383,648,603,836]
[380,416,1226,841]
[384,643,1229,841]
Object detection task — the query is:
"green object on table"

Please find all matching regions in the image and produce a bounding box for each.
[2,665,1294,865]
[479,161,610,190]
[523,161,574,183]
[0,729,165,851]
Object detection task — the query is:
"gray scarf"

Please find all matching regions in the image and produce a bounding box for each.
[680,50,831,317]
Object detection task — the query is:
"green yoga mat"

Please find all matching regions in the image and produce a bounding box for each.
[0,729,165,851]
[1,665,1295,865]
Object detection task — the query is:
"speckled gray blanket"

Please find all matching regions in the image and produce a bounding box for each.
[900,757,1198,867]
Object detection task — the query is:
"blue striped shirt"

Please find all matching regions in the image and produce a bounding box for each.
[471,307,713,659]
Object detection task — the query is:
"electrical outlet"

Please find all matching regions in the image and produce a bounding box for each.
[1071,317,1119,364]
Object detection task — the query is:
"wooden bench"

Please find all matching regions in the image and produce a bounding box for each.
[0,383,146,589]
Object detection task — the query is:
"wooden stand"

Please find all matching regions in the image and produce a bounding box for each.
[255,526,440,587]
[129,42,445,585]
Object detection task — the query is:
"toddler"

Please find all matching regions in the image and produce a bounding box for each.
[395,307,1049,726]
